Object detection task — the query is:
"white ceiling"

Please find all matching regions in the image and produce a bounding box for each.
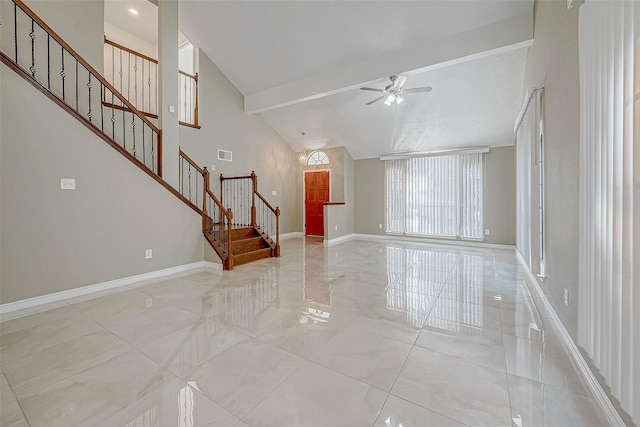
[106,0,534,160]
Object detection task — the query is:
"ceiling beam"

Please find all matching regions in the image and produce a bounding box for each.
[244,11,533,114]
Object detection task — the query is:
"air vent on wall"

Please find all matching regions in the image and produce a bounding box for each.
[218,149,232,162]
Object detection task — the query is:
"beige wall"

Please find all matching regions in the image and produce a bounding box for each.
[483,146,516,245]
[179,49,298,234]
[0,66,203,304]
[353,146,516,245]
[520,0,581,338]
[354,158,385,235]
[324,204,348,241]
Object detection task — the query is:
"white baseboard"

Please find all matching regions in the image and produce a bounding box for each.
[0,261,210,322]
[515,250,625,427]
[352,233,515,250]
[203,261,223,271]
[280,232,304,240]
[323,233,356,247]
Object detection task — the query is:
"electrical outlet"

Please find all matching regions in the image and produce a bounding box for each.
[272,190,277,196]
[60,178,76,190]
[334,225,338,231]
[485,229,491,236]
[145,249,153,259]
[211,164,215,171]
[564,288,569,307]
[379,224,383,229]
[145,298,153,308]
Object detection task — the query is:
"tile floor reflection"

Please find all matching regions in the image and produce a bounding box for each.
[0,238,609,426]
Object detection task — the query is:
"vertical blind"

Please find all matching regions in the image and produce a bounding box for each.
[515,89,543,274]
[578,1,638,423]
[385,153,483,239]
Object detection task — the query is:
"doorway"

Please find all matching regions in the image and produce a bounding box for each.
[304,170,330,236]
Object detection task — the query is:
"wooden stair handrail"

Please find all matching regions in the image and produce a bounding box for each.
[179,148,205,176]
[104,36,158,65]
[255,191,278,214]
[11,0,161,135]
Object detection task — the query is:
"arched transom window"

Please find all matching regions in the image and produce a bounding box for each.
[306,150,329,166]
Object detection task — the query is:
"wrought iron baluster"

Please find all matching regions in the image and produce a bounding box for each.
[122,99,126,149]
[180,157,184,195]
[154,65,158,115]
[14,2,18,62]
[188,164,192,201]
[110,91,115,139]
[131,112,136,157]
[148,65,152,114]
[100,82,104,131]
[61,47,66,101]
[87,72,93,121]
[134,56,138,108]
[151,133,156,174]
[127,52,131,101]
[47,34,50,88]
[142,122,146,167]
[141,60,145,112]
[190,78,194,122]
[29,19,36,77]
[119,48,123,93]
[111,44,115,91]
[75,60,78,111]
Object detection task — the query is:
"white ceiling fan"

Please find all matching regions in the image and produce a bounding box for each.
[361,75,432,106]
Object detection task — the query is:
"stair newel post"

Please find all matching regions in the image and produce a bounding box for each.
[226,208,234,270]
[250,171,257,227]
[202,167,210,232]
[275,207,281,257]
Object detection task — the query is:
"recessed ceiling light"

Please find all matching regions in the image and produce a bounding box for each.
[129,8,138,15]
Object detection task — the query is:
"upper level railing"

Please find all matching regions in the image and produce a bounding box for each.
[104,37,158,118]
[179,70,199,128]
[221,172,281,256]
[103,37,199,128]
[1,0,162,176]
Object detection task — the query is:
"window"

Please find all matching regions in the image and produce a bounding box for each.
[306,150,329,166]
[385,153,483,239]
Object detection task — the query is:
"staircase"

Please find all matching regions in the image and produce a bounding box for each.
[223,227,272,265]
[2,0,280,271]
[181,152,281,270]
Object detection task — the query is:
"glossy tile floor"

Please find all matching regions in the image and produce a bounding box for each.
[0,238,610,427]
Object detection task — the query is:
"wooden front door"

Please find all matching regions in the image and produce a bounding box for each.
[305,171,330,236]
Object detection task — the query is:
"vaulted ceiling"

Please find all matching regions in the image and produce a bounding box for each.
[106,0,534,159]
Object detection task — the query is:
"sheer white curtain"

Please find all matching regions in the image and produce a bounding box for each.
[385,154,483,239]
[515,89,542,274]
[578,1,639,422]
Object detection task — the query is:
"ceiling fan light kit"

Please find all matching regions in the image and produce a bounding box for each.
[361,75,431,106]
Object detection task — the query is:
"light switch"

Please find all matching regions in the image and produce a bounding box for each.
[60,178,76,190]
[271,190,277,196]
[169,105,175,113]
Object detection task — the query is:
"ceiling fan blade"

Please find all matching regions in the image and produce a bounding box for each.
[360,87,384,92]
[401,86,432,94]
[366,95,386,105]
[393,75,408,89]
